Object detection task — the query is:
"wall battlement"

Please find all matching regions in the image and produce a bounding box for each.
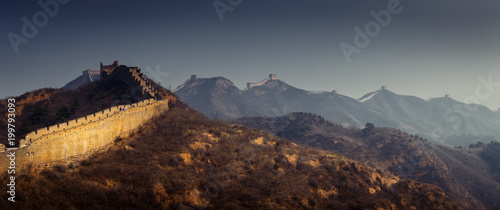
[17,98,158,149]
[100,60,120,78]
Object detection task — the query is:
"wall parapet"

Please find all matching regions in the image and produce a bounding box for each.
[0,99,160,153]
[17,98,158,149]
[0,98,168,170]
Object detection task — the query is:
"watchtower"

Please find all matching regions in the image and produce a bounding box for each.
[100,60,119,79]
[269,74,277,80]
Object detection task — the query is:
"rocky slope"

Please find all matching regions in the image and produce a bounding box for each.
[233,112,500,209]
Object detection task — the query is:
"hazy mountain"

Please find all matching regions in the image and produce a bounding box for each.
[173,76,261,119]
[63,70,100,90]
[174,75,393,127]
[428,96,500,139]
[358,89,461,139]
[233,112,500,209]
[174,75,500,145]
[359,89,500,145]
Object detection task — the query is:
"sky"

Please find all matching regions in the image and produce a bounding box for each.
[1,0,499,110]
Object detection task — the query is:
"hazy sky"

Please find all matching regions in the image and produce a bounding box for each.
[1,0,499,110]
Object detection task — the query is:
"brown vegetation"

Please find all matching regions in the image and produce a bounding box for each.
[234,112,500,209]
[0,109,461,209]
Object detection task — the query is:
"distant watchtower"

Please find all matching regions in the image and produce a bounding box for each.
[332,90,339,94]
[100,61,119,79]
[381,86,387,90]
[269,74,277,80]
[445,94,450,98]
[191,75,198,80]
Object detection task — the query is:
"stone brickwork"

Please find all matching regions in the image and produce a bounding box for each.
[0,98,168,170]
[100,60,120,78]
[128,67,156,98]
[100,61,156,99]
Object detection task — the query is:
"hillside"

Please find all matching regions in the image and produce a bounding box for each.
[233,113,500,209]
[0,108,461,209]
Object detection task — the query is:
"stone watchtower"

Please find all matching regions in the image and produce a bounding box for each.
[269,74,277,80]
[100,60,120,79]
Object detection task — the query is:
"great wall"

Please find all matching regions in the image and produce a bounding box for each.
[0,61,169,170]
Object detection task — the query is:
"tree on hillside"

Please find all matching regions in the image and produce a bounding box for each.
[365,123,375,130]
[70,98,81,115]
[362,123,375,136]
[30,103,50,126]
[56,105,71,123]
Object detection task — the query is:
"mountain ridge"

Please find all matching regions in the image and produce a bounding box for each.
[174,75,500,145]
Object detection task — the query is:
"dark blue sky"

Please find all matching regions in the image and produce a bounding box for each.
[1,0,499,110]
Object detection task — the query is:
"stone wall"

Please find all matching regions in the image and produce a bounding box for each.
[128,67,156,98]
[0,98,168,170]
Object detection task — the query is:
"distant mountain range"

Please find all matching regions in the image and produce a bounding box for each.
[173,75,500,146]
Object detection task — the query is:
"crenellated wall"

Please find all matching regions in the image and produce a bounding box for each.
[128,68,155,98]
[0,98,168,170]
